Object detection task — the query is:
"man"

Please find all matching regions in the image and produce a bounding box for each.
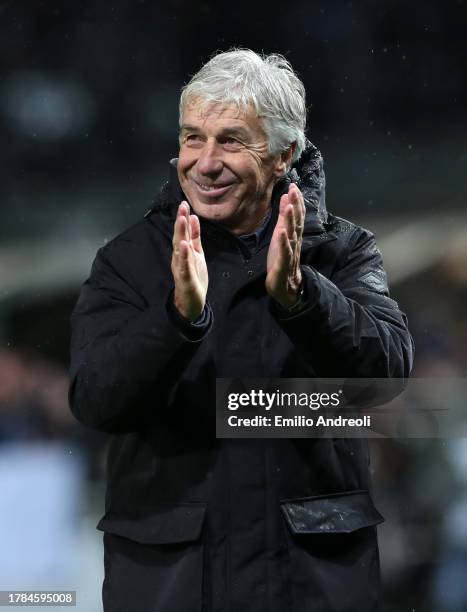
[69,49,413,612]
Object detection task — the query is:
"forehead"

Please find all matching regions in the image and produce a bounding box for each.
[181,97,265,135]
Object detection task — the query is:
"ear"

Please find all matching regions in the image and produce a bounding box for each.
[273,143,296,178]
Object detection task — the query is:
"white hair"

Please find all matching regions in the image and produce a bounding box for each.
[179,48,307,164]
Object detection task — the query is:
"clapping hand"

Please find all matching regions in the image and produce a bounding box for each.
[266,183,305,308]
[171,201,208,321]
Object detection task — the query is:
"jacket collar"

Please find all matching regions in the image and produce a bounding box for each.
[286,139,328,233]
[147,140,332,243]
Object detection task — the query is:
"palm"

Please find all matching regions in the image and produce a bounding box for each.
[266,222,287,289]
[265,184,305,307]
[191,241,208,298]
[171,202,209,320]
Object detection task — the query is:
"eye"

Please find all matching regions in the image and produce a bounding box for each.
[222,137,243,150]
[184,134,204,147]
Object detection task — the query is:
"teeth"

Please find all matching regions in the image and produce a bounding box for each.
[200,184,219,191]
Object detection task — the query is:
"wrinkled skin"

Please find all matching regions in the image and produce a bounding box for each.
[173,98,304,318]
[177,98,287,234]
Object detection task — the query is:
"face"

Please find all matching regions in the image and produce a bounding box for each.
[178,98,291,235]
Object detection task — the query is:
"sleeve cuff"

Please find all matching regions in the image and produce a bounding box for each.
[166,290,213,342]
[271,266,321,320]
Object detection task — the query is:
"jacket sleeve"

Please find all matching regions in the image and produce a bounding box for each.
[68,243,212,433]
[272,228,414,379]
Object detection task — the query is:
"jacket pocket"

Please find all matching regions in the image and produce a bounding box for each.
[97,503,207,612]
[281,489,384,535]
[97,502,206,544]
[280,491,383,612]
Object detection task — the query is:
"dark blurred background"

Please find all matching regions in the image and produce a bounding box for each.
[1,1,466,610]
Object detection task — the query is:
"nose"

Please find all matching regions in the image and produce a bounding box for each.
[196,138,223,178]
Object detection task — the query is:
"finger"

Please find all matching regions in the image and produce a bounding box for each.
[190,214,203,253]
[281,228,293,261]
[272,193,289,234]
[274,230,293,284]
[290,184,305,224]
[175,200,190,233]
[181,201,191,243]
[285,204,295,240]
[288,182,301,204]
[292,230,301,269]
[177,215,189,250]
[279,192,290,216]
[186,211,192,244]
[289,186,305,253]
[178,200,190,223]
[173,208,185,251]
[289,231,300,270]
[273,229,292,268]
[178,240,195,280]
[289,184,305,231]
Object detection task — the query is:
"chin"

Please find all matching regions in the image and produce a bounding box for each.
[190,199,237,221]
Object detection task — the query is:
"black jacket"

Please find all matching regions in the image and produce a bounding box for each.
[69,143,413,612]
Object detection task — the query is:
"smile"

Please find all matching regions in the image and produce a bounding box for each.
[192,178,234,198]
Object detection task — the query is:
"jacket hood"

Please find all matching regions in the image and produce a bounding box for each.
[282,139,327,232]
[149,140,327,234]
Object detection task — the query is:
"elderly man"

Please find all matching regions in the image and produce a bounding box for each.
[69,49,413,612]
